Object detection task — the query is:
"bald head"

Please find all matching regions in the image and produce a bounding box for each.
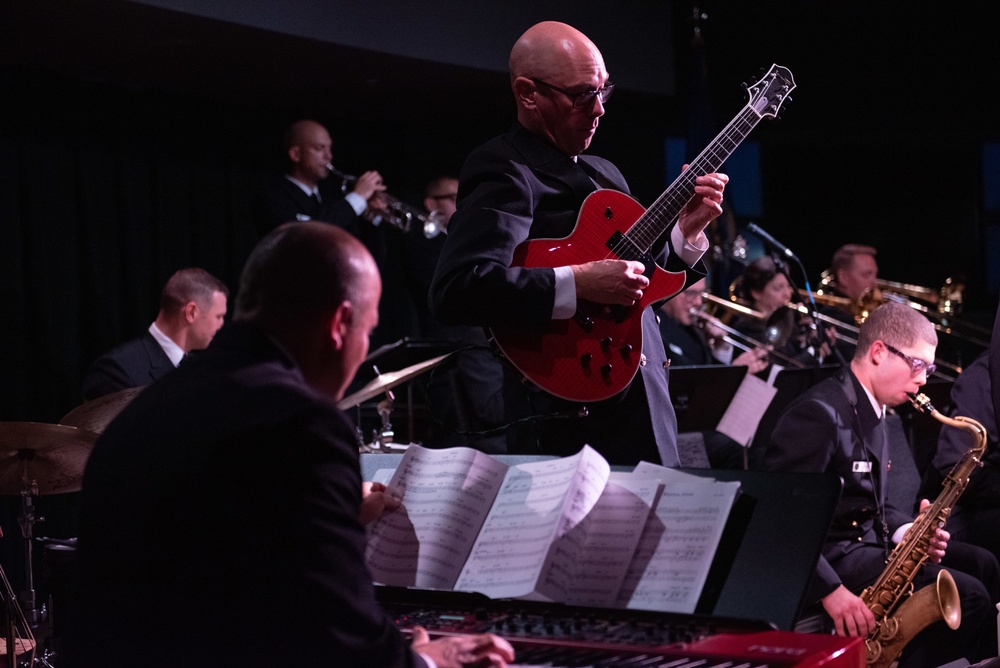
[282,119,332,187]
[236,222,381,400]
[509,22,609,157]
[509,21,602,85]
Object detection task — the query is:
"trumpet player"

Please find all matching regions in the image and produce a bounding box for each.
[761,302,999,668]
[260,119,388,240]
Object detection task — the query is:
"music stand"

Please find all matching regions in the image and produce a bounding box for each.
[686,468,843,630]
[667,365,747,433]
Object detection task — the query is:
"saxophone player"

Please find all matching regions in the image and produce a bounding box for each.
[761,302,1000,668]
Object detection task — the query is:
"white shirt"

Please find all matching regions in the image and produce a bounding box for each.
[285,175,366,217]
[148,322,185,368]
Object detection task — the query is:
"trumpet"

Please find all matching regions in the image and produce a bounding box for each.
[326,163,436,235]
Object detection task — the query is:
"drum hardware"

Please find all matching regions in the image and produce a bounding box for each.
[0,421,98,664]
[342,355,450,453]
[2,557,37,668]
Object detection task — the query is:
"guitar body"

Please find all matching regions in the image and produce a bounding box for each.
[490,189,686,403]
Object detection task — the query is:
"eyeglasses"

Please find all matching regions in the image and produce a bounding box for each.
[883,343,936,377]
[530,78,615,109]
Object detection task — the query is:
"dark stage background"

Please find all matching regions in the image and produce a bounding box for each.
[3,0,1000,425]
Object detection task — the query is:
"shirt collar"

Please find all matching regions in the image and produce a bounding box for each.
[148,322,185,367]
[285,174,319,197]
[858,378,885,419]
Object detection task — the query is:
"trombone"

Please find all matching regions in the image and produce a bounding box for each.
[692,296,808,369]
[702,292,963,380]
[815,271,991,347]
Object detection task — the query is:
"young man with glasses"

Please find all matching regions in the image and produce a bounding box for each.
[762,301,999,667]
[429,21,728,466]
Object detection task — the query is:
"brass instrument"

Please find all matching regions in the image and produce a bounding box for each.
[327,163,436,234]
[695,295,807,368]
[860,392,987,668]
[816,270,989,346]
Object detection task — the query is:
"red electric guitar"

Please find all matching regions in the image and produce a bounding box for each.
[490,64,795,403]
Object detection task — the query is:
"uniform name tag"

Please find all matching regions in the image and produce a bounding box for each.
[853,461,872,473]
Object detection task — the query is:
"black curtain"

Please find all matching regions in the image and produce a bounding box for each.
[1,73,264,423]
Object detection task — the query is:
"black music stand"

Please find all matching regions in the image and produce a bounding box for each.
[667,365,747,433]
[686,468,843,630]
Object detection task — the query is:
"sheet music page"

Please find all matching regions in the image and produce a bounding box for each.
[617,462,741,613]
[715,373,778,446]
[547,472,661,607]
[365,445,509,590]
[453,445,609,600]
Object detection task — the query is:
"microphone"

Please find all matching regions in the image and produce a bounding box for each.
[747,222,798,261]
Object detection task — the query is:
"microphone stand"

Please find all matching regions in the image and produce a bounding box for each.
[747,223,847,376]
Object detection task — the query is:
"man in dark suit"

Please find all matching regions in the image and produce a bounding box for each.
[762,301,999,667]
[658,277,768,372]
[929,350,1000,562]
[429,21,728,466]
[82,267,228,400]
[64,222,515,668]
[259,119,387,240]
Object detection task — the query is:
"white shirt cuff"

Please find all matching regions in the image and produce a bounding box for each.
[892,523,912,545]
[344,191,367,216]
[417,652,438,668]
[670,224,709,267]
[712,342,734,365]
[552,265,576,319]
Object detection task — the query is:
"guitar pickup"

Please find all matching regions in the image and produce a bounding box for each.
[605,232,656,279]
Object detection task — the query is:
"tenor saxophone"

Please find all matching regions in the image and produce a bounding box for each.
[859,392,987,668]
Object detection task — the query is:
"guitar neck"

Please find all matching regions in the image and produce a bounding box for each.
[628,105,760,253]
[625,63,795,253]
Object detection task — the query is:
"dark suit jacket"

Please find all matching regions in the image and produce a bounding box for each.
[762,369,911,599]
[658,315,716,367]
[259,174,362,237]
[430,122,704,466]
[933,351,1000,509]
[81,330,174,401]
[65,323,424,668]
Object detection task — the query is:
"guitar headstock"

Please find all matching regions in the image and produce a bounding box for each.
[746,64,795,119]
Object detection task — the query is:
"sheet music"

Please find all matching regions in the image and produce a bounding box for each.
[715,373,778,446]
[365,445,509,589]
[454,446,609,600]
[617,462,741,613]
[552,473,661,607]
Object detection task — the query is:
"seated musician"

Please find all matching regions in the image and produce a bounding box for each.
[925,350,1000,564]
[429,20,728,467]
[818,243,879,360]
[64,222,515,668]
[761,302,999,668]
[731,255,832,373]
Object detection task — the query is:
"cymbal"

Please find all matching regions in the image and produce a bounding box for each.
[60,386,143,434]
[0,422,99,495]
[337,353,450,410]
